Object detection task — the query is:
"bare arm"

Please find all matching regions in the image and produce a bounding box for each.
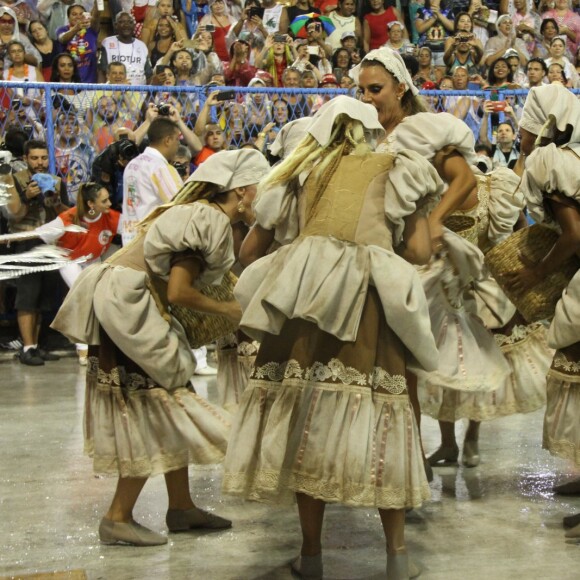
[239,223,275,267]
[397,212,432,265]
[169,106,202,154]
[363,18,370,54]
[167,257,242,323]
[193,90,220,136]
[429,152,477,244]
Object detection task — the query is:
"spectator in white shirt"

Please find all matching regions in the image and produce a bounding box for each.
[98,11,152,85]
[121,116,182,246]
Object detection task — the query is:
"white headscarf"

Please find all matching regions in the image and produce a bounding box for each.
[187,149,271,192]
[351,47,419,97]
[0,7,20,40]
[519,84,580,146]
[269,118,312,159]
[306,95,385,146]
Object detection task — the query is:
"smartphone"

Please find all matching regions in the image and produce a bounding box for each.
[215,90,235,102]
[404,44,416,55]
[333,68,343,83]
[204,24,215,33]
[307,46,318,56]
[182,39,198,49]
[12,98,22,108]
[492,100,507,112]
[155,64,168,74]
[248,6,264,19]
[273,34,286,43]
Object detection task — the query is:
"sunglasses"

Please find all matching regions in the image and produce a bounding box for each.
[0,18,14,23]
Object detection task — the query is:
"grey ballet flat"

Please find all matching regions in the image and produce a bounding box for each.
[290,553,323,579]
[462,440,480,468]
[99,518,167,546]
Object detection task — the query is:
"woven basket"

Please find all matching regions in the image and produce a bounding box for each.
[170,271,239,348]
[444,215,478,246]
[484,224,580,323]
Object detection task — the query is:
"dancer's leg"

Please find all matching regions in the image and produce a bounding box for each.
[296,492,326,556]
[105,476,148,522]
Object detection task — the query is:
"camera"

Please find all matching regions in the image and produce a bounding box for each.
[491,100,507,112]
[204,24,215,32]
[274,34,286,43]
[248,6,264,19]
[172,161,188,178]
[117,138,139,161]
[456,34,473,43]
[157,102,172,116]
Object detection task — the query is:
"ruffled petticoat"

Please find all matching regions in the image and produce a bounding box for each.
[85,328,231,478]
[215,331,259,412]
[543,342,580,467]
[222,288,430,509]
[420,317,551,422]
[413,239,510,394]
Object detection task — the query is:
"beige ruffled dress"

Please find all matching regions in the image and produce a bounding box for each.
[51,203,232,478]
[222,150,443,509]
[522,144,580,466]
[377,113,511,396]
[420,168,552,421]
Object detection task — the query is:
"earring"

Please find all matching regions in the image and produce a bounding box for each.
[88,208,96,216]
[237,201,246,214]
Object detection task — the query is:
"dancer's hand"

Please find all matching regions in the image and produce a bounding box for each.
[503,253,542,293]
[223,301,243,325]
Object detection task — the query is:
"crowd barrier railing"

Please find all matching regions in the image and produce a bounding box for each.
[0,81,578,203]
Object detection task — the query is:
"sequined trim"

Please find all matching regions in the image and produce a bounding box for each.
[252,358,407,395]
[89,356,159,391]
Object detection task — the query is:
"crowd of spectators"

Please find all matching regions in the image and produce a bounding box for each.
[0,0,579,363]
[0,0,579,205]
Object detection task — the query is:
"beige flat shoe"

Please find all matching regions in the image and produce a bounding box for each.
[462,440,480,468]
[99,518,167,546]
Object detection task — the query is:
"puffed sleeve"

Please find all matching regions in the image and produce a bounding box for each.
[396,112,477,166]
[485,168,525,246]
[521,144,580,227]
[383,149,445,246]
[252,179,300,246]
[144,203,234,286]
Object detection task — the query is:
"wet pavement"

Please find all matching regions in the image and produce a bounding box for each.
[1,357,579,579]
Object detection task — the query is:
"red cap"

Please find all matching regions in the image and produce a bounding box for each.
[321,74,338,86]
[255,70,274,84]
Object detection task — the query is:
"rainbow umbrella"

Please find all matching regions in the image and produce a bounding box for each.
[289,13,335,38]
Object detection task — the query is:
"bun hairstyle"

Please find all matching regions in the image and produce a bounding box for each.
[75,182,104,225]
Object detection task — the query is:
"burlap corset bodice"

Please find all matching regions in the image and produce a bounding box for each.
[300,153,396,251]
[453,173,492,252]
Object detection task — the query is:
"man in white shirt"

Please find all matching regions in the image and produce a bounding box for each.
[121,116,182,245]
[98,11,151,85]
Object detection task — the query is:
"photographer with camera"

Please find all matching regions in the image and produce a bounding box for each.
[478,109,520,169]
[226,0,267,50]
[3,139,68,366]
[443,12,483,73]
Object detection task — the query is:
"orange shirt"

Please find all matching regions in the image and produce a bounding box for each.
[56,208,121,261]
[194,146,217,166]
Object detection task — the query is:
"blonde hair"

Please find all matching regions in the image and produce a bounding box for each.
[258,116,372,220]
[138,180,221,231]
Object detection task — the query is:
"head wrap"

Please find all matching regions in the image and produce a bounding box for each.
[519,84,580,146]
[306,95,384,146]
[352,47,419,96]
[0,7,19,40]
[269,118,312,159]
[186,149,270,191]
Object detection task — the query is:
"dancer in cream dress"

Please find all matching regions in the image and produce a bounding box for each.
[355,48,511,469]
[507,84,580,539]
[419,166,552,461]
[52,150,270,546]
[223,96,444,580]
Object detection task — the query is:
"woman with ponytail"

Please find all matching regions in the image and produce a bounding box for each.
[51,149,271,547]
[39,182,121,365]
[223,96,444,580]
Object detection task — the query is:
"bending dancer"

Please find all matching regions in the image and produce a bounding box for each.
[356,47,510,469]
[52,149,270,546]
[223,96,445,580]
[506,84,580,539]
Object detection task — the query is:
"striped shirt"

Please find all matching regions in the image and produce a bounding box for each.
[121,146,183,245]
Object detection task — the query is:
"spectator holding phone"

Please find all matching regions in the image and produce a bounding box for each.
[478,110,520,169]
[256,33,295,85]
[199,0,236,62]
[331,46,352,79]
[304,16,332,59]
[193,89,228,164]
[226,0,267,51]
[56,2,100,83]
[224,37,256,85]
